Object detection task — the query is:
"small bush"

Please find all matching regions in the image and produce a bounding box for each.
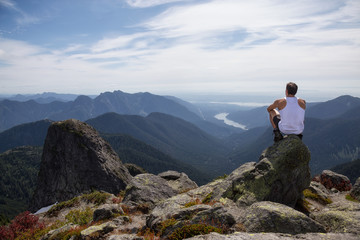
[159,218,178,236]
[137,227,160,240]
[167,223,223,240]
[81,191,110,205]
[184,199,201,208]
[65,207,94,225]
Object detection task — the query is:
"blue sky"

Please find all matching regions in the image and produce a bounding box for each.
[0,0,359,100]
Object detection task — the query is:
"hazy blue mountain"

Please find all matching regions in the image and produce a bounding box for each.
[0,90,234,137]
[0,120,52,153]
[102,134,211,185]
[4,92,80,103]
[330,159,360,184]
[0,99,70,132]
[86,112,230,175]
[306,95,360,119]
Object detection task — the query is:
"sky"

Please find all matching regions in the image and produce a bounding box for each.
[0,0,359,101]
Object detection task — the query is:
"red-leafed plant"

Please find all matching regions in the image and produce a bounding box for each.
[0,211,45,240]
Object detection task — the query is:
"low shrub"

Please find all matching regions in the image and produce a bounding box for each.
[159,218,178,236]
[167,223,223,240]
[46,191,110,217]
[184,199,201,208]
[137,227,160,240]
[81,191,110,205]
[46,197,80,217]
[65,207,94,225]
[0,211,45,240]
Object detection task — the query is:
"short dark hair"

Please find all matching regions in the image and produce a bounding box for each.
[286,82,298,95]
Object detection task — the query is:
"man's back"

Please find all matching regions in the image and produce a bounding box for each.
[278,97,305,135]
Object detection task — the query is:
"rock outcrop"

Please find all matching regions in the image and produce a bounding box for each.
[122,171,198,210]
[241,201,325,234]
[320,170,352,192]
[30,119,132,212]
[350,177,360,201]
[222,135,311,207]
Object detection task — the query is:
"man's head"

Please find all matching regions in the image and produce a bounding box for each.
[286,82,298,96]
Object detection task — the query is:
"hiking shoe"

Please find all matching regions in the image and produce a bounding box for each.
[273,129,283,142]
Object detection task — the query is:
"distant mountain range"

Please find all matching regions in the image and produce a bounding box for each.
[0,90,235,137]
[1,93,360,220]
[0,92,81,104]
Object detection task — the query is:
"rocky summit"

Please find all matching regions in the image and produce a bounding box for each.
[8,122,358,240]
[30,119,132,212]
[220,135,311,207]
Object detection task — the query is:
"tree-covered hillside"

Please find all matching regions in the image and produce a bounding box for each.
[0,146,42,219]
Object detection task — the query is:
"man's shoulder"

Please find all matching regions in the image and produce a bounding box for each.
[297,98,306,109]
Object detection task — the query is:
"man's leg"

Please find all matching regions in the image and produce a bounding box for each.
[269,109,280,129]
[268,109,283,142]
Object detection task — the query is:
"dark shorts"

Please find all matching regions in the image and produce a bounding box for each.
[273,115,303,140]
[273,115,281,129]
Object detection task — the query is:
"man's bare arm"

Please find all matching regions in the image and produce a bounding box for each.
[267,100,280,113]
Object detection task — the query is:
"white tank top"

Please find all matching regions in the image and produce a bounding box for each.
[279,97,305,135]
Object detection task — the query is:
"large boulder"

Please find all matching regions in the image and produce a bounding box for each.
[122,173,178,210]
[158,170,198,193]
[241,201,325,234]
[222,135,311,207]
[350,177,360,201]
[30,119,132,212]
[320,170,352,192]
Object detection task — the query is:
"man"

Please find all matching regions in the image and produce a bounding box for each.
[267,82,306,142]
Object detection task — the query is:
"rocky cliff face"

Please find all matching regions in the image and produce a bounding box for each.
[30,119,132,212]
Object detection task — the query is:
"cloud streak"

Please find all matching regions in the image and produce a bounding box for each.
[125,0,187,8]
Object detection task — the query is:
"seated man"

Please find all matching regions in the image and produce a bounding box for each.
[267,82,306,142]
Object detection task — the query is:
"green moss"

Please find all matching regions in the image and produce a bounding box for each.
[303,189,332,204]
[202,192,213,204]
[345,194,360,203]
[168,223,223,240]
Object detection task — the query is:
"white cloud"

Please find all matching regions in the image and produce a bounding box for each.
[91,32,154,53]
[125,0,187,8]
